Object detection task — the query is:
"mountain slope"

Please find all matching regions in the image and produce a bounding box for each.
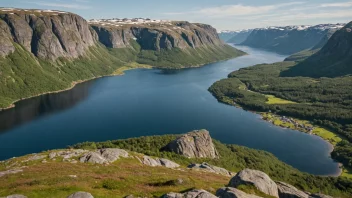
[284,28,339,62]
[282,22,352,77]
[0,8,244,109]
[241,24,344,54]
[218,29,252,44]
[227,29,252,44]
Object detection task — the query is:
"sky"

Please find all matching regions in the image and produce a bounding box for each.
[1,0,352,30]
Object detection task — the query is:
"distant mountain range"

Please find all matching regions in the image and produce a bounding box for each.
[219,24,345,55]
[218,29,253,44]
[282,22,352,77]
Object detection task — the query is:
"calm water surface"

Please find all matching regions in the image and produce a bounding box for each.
[0,45,340,176]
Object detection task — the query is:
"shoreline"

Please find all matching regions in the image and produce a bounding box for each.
[0,54,245,112]
[0,64,152,112]
[256,111,343,177]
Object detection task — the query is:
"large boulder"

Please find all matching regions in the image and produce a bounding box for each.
[67,191,94,198]
[188,162,235,177]
[162,189,216,198]
[229,169,279,198]
[162,130,219,159]
[277,182,309,198]
[216,187,262,198]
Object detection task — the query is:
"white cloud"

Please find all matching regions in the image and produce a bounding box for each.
[27,1,91,9]
[164,2,305,18]
[320,1,352,7]
[195,2,305,18]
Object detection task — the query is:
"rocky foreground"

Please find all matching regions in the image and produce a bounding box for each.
[0,130,335,197]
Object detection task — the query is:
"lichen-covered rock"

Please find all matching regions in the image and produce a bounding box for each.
[188,162,235,177]
[142,156,161,167]
[0,168,23,178]
[79,151,107,164]
[100,148,129,162]
[162,129,219,159]
[216,187,262,198]
[141,156,180,168]
[49,149,88,160]
[162,189,216,198]
[159,158,180,168]
[277,182,309,198]
[2,194,27,198]
[67,191,94,198]
[229,169,279,198]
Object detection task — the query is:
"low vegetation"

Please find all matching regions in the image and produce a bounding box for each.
[72,135,352,197]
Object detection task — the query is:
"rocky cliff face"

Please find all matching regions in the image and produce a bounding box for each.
[0,9,96,60]
[90,20,223,51]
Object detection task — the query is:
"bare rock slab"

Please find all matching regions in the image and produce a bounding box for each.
[141,156,180,168]
[277,182,309,198]
[162,189,217,198]
[229,169,279,198]
[67,191,94,198]
[188,162,235,177]
[162,129,219,159]
[216,187,262,198]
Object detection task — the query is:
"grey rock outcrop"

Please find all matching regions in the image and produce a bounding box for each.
[0,168,23,178]
[80,151,107,164]
[2,195,27,198]
[49,149,88,160]
[162,130,219,159]
[229,169,279,198]
[67,191,94,198]
[79,148,129,164]
[162,189,217,198]
[188,162,235,177]
[141,156,180,168]
[277,182,309,198]
[216,187,262,198]
[100,148,129,162]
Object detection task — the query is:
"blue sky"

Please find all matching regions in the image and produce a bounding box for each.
[2,0,352,30]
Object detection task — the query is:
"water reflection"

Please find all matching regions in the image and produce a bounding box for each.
[0,81,93,133]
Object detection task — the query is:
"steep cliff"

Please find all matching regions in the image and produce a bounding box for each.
[241,24,344,55]
[282,22,352,77]
[90,20,223,51]
[0,9,96,60]
[0,8,244,109]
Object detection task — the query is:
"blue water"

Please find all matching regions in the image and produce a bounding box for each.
[0,45,340,176]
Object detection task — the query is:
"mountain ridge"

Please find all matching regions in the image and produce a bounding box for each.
[0,8,244,109]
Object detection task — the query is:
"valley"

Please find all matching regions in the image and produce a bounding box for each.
[0,4,351,198]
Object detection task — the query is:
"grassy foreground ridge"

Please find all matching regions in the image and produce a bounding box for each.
[0,134,351,197]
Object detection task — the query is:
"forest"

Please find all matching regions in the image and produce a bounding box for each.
[208,61,352,171]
